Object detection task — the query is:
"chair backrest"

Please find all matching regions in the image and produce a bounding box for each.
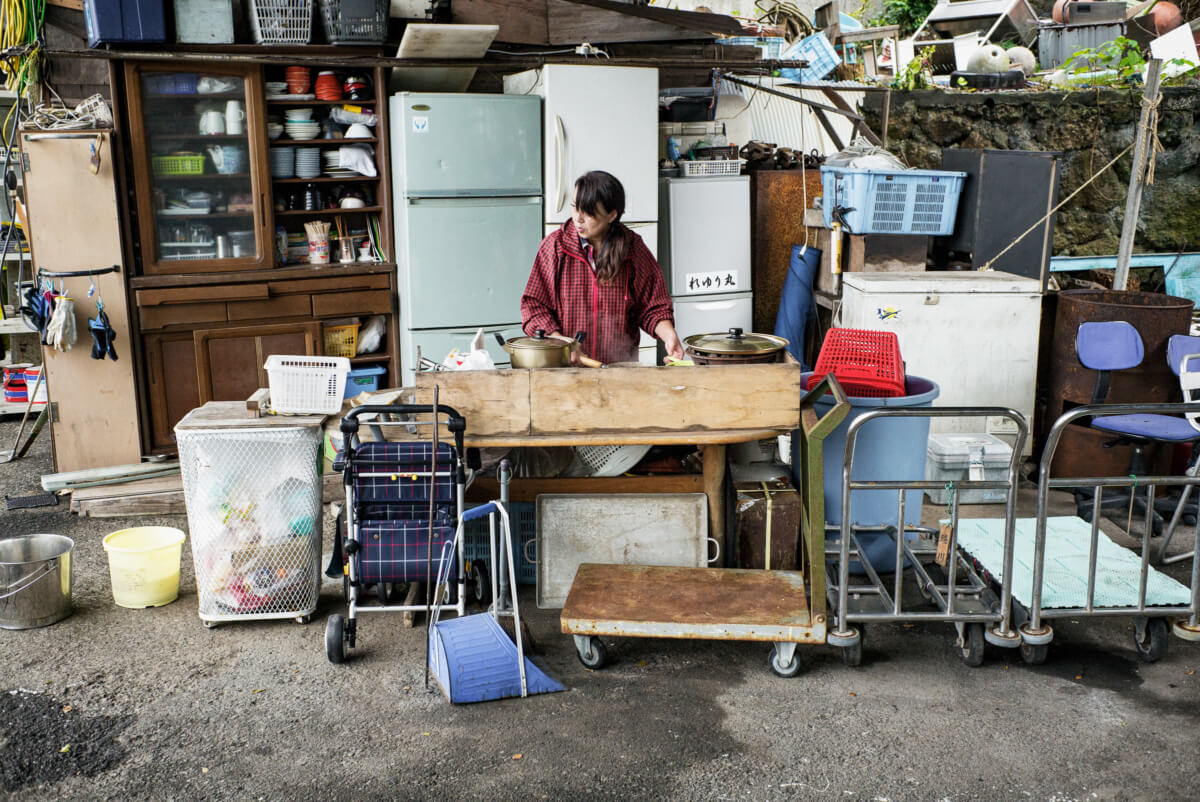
[1076,321,1144,370]
[1076,321,1144,404]
[1172,334,1200,432]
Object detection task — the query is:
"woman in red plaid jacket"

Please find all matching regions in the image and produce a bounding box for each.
[521,171,685,365]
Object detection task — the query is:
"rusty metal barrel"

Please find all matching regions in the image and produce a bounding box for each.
[1043,289,1194,477]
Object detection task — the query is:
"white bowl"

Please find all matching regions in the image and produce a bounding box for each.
[284,109,314,120]
[265,81,288,94]
[344,123,372,139]
[339,197,367,209]
[267,123,284,140]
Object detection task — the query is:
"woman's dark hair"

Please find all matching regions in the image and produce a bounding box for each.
[574,170,628,283]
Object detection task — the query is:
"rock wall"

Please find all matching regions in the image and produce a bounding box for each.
[862,87,1200,256]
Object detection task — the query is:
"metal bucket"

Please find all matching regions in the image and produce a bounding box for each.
[0,534,74,629]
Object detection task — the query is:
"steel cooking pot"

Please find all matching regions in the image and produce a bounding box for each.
[497,330,602,369]
[683,328,788,365]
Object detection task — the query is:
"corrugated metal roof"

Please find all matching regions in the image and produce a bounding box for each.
[718,75,865,156]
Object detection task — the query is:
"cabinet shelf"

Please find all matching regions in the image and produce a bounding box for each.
[267,99,375,106]
[275,207,382,216]
[350,352,391,364]
[154,173,252,180]
[156,211,255,219]
[270,137,377,146]
[145,92,244,101]
[272,176,375,184]
[151,134,247,141]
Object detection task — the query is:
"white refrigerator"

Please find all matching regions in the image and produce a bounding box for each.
[504,65,658,241]
[659,175,753,343]
[838,271,1042,452]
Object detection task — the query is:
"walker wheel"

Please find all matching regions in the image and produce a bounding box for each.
[1134,618,1169,663]
[1019,641,1048,665]
[840,627,863,667]
[467,559,492,606]
[959,623,985,667]
[326,614,348,664]
[577,636,607,670]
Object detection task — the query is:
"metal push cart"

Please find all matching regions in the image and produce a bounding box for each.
[1009,403,1200,663]
[325,403,468,663]
[825,407,1030,666]
[559,376,851,677]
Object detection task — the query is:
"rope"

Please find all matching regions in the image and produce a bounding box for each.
[980,92,1163,272]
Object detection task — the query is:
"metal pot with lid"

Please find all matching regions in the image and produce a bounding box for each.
[683,327,788,365]
[496,330,603,369]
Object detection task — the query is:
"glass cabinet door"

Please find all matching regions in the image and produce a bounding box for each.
[126,63,271,274]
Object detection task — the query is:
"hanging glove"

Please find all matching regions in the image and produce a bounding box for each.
[20,284,47,333]
[46,295,77,352]
[88,307,118,361]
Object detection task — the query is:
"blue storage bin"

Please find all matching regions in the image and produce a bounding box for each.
[344,365,386,398]
[820,166,967,236]
[463,502,536,585]
[716,36,789,60]
[84,0,167,47]
[794,374,939,573]
[779,32,841,83]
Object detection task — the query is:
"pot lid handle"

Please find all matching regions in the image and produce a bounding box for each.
[534,329,546,340]
[729,327,744,339]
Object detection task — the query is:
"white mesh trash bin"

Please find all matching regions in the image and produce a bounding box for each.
[176,402,326,626]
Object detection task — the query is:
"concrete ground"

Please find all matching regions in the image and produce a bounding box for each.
[2,419,1199,801]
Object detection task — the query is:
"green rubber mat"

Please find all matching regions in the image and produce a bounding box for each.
[955,516,1192,610]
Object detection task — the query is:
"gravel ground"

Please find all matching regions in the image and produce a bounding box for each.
[2,418,1198,801]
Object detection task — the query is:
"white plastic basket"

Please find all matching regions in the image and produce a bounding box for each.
[679,159,741,178]
[250,0,313,44]
[264,355,349,414]
[567,444,652,478]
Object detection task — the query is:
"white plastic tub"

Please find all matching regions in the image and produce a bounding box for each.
[925,433,1012,504]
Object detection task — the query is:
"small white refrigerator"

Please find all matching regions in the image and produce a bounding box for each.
[838,271,1042,452]
[659,175,753,343]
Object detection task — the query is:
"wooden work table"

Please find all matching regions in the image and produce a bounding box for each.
[389,359,805,540]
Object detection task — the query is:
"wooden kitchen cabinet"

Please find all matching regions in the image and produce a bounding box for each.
[125,61,273,274]
[194,322,320,403]
[142,331,202,450]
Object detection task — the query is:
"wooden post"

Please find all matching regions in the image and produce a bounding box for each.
[1113,58,1163,292]
[702,444,727,559]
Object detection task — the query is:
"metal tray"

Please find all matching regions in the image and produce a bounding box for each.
[535,493,711,609]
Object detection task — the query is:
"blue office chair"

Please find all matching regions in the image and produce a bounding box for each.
[1074,323,1200,533]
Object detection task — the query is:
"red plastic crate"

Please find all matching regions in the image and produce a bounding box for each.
[806,328,906,398]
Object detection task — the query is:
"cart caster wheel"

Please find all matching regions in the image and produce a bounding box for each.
[376,581,389,607]
[1134,618,1169,663]
[838,627,863,667]
[296,614,311,624]
[769,646,802,678]
[203,620,218,629]
[326,614,348,664]
[576,636,607,670]
[959,623,985,667]
[1019,640,1048,665]
[467,560,492,607]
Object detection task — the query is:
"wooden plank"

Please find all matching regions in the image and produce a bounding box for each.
[529,364,802,435]
[130,261,395,290]
[467,474,704,503]
[175,401,326,430]
[69,474,183,503]
[408,371,532,438]
[47,0,83,9]
[396,23,499,57]
[247,388,270,418]
[560,0,742,36]
[702,444,726,561]
[548,0,719,45]
[561,563,817,642]
[458,429,787,448]
[452,0,548,45]
[44,461,180,492]
[137,284,269,306]
[78,491,186,518]
[1114,59,1162,291]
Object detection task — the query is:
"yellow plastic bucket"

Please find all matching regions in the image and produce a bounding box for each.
[102,527,186,608]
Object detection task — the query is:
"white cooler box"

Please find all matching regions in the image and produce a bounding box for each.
[925,433,1013,505]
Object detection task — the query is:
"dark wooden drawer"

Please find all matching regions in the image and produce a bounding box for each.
[268,274,390,295]
[227,293,313,321]
[140,302,227,330]
[312,289,392,317]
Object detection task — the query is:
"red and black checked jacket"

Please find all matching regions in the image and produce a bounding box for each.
[521,219,674,365]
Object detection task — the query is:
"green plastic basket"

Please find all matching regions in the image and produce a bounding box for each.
[153,153,205,176]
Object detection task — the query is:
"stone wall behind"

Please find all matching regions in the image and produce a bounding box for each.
[862,88,1200,256]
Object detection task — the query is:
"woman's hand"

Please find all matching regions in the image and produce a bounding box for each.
[655,320,685,363]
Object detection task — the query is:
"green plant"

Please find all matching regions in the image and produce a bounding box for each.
[891,46,935,90]
[872,0,937,37]
[1063,36,1146,84]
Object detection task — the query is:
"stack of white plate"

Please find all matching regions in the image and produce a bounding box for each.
[324,150,358,177]
[285,120,320,141]
[270,147,295,178]
[295,147,321,179]
[265,81,288,96]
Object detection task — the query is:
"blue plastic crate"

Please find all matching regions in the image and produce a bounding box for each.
[716,36,789,60]
[344,365,386,398]
[820,166,967,236]
[779,32,840,83]
[463,502,536,585]
[84,0,166,47]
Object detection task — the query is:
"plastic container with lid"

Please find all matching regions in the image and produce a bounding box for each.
[924,433,1013,504]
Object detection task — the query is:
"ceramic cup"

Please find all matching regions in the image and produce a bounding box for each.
[284,108,314,121]
[199,110,225,135]
[225,101,245,135]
